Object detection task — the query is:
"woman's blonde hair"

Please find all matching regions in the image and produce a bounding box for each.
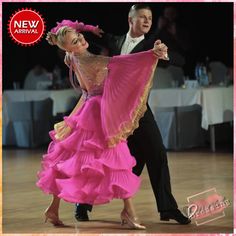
[46,26,76,46]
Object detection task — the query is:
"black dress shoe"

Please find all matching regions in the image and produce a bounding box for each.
[160,209,191,224]
[75,204,90,221]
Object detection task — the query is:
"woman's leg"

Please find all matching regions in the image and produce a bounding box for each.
[121,198,146,229]
[45,195,64,226]
[123,198,137,218]
[46,195,60,215]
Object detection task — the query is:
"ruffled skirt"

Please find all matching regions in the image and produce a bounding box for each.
[36,95,140,205]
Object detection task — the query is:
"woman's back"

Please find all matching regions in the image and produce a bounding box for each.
[72,52,109,94]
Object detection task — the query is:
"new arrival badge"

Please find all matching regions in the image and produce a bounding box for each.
[8,8,46,46]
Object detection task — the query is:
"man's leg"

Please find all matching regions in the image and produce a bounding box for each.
[75,203,93,221]
[140,109,178,211]
[128,107,190,224]
[127,131,146,177]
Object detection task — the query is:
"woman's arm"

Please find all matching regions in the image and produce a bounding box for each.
[68,95,85,117]
[54,95,84,141]
[152,40,169,60]
[54,53,86,141]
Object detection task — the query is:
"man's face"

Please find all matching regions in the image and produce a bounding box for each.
[129,9,152,36]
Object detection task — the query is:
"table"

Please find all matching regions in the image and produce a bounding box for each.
[3,89,80,123]
[2,89,80,147]
[149,86,233,151]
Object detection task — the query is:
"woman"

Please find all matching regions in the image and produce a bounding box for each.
[36,20,168,229]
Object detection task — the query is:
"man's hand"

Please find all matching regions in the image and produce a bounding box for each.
[54,121,72,141]
[153,40,169,60]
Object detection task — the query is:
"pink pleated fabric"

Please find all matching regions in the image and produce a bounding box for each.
[36,50,158,205]
[102,50,158,147]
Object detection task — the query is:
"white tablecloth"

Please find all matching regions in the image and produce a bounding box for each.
[3,89,80,124]
[149,86,233,130]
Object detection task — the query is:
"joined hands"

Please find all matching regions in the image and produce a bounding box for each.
[153,40,169,60]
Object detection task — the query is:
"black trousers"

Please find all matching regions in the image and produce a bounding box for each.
[127,105,178,212]
[77,105,178,213]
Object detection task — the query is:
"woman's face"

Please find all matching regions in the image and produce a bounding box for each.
[60,31,89,54]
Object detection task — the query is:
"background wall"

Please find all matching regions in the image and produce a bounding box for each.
[2,2,233,90]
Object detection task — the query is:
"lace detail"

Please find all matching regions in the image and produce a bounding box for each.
[69,50,158,148]
[72,52,109,95]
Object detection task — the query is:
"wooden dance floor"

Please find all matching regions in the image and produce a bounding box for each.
[3,147,233,234]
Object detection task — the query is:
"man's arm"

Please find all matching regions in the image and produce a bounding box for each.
[89,31,121,55]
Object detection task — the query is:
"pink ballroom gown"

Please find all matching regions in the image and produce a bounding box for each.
[36,50,158,205]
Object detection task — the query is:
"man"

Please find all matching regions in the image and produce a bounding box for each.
[75,4,190,225]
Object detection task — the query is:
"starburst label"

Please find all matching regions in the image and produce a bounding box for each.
[8,8,45,46]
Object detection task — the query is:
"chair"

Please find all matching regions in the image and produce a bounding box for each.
[6,98,53,148]
[32,98,53,147]
[175,105,205,149]
[152,67,173,89]
[2,122,17,146]
[209,61,228,85]
[7,101,33,147]
[166,65,185,87]
[152,105,204,150]
[153,107,177,149]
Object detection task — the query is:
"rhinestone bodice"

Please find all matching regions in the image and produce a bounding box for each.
[71,52,110,96]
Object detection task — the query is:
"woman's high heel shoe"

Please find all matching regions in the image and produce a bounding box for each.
[44,210,64,226]
[120,210,146,230]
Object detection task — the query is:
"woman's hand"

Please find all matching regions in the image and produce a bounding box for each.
[92,25,104,38]
[153,40,169,60]
[54,121,72,141]
[46,32,57,45]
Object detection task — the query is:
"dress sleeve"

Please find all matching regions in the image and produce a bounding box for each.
[101,50,158,147]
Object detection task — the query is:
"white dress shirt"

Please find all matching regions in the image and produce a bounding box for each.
[120,33,145,55]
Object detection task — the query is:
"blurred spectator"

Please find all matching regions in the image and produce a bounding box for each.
[156,6,191,69]
[56,48,68,79]
[23,64,51,90]
[55,48,75,89]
